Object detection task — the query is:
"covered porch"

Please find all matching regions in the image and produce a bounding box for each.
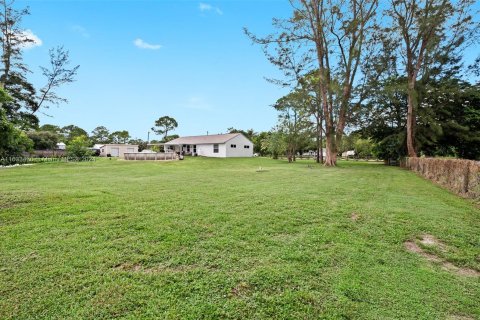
[165,143,197,156]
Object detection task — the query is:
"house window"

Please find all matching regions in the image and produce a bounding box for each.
[193,145,197,153]
[187,145,191,152]
[213,144,219,153]
[244,145,250,149]
[231,144,236,148]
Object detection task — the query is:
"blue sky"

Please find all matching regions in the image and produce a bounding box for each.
[21,0,292,140]
[16,0,480,141]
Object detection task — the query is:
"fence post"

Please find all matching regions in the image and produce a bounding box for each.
[464,163,470,195]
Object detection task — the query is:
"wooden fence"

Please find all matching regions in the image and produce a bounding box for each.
[30,150,67,157]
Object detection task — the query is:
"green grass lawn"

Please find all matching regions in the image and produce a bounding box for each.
[0,157,479,319]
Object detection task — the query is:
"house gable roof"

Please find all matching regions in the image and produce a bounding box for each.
[165,133,248,145]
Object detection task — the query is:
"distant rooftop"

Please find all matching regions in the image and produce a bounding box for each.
[165,133,242,145]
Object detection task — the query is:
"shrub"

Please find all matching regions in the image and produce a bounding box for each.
[66,135,93,160]
[0,109,33,165]
[27,131,59,150]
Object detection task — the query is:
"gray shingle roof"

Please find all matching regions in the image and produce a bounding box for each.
[165,133,242,145]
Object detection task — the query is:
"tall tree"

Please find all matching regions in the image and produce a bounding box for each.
[385,0,479,157]
[418,78,480,159]
[263,128,287,160]
[36,46,79,113]
[247,26,319,162]
[0,0,79,128]
[161,134,179,143]
[110,130,130,144]
[152,116,178,140]
[360,74,480,160]
[247,0,378,166]
[252,131,269,155]
[273,90,312,162]
[0,88,32,161]
[26,130,58,150]
[39,124,61,134]
[60,125,88,143]
[0,0,35,126]
[90,126,111,144]
[298,71,324,163]
[128,138,147,151]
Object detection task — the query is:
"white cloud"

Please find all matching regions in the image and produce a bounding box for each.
[72,25,90,38]
[199,3,212,11]
[199,3,223,15]
[133,38,162,50]
[19,29,42,49]
[186,97,213,111]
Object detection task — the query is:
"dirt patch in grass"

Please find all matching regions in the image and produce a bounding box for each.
[405,235,479,277]
[229,281,251,298]
[446,315,475,320]
[0,192,39,209]
[113,262,198,274]
[419,234,448,252]
[350,212,360,221]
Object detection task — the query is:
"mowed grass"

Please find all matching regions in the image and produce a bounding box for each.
[0,157,479,319]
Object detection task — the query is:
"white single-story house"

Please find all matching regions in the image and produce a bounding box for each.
[97,144,139,158]
[165,133,254,158]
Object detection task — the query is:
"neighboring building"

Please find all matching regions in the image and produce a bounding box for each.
[92,144,105,150]
[56,142,66,150]
[165,133,254,158]
[98,144,139,158]
[303,149,326,157]
[342,150,355,158]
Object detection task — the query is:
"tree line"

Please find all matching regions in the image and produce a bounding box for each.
[0,0,80,160]
[246,0,480,165]
[1,0,479,164]
[0,0,180,160]
[23,117,180,152]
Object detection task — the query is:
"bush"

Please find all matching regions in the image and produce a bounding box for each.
[66,135,93,160]
[27,131,59,150]
[0,109,33,164]
[354,138,375,159]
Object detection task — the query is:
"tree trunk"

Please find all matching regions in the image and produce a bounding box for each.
[316,116,320,164]
[335,84,351,152]
[320,84,335,166]
[319,115,324,164]
[324,130,336,166]
[406,78,417,157]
